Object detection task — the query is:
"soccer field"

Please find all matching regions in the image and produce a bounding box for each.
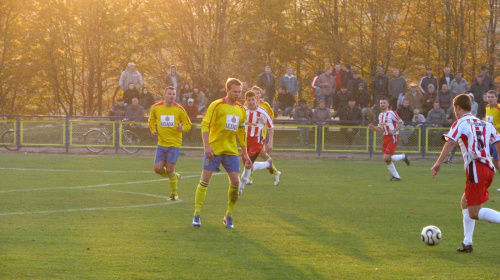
[1,153,500,279]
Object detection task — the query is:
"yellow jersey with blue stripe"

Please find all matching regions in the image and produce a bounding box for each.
[148,101,192,148]
[202,98,247,156]
[485,103,500,132]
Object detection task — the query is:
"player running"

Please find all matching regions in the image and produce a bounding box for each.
[238,90,276,196]
[432,93,500,253]
[192,78,251,229]
[368,97,410,181]
[148,86,192,201]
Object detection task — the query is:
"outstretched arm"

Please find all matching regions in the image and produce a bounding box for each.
[431,139,456,178]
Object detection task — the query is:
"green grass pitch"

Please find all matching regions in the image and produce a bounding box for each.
[1,153,500,279]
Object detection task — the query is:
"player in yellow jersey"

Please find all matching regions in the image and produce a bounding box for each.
[485,90,500,171]
[148,86,192,201]
[248,86,281,185]
[192,78,251,229]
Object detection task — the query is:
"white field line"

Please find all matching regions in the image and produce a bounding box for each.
[0,167,200,174]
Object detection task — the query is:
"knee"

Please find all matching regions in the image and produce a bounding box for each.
[469,211,479,220]
[383,155,391,164]
[154,167,164,175]
[165,167,174,174]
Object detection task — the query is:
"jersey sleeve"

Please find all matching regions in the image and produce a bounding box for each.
[489,122,500,144]
[201,101,217,133]
[148,107,157,133]
[179,106,192,132]
[237,107,247,147]
[443,120,461,142]
[391,111,403,123]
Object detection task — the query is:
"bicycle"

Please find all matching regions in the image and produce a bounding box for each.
[83,123,141,154]
[1,120,18,151]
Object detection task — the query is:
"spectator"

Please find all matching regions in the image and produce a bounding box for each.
[333,63,343,92]
[119,62,144,92]
[279,66,299,99]
[356,83,371,120]
[274,86,295,117]
[449,71,469,97]
[371,66,389,113]
[109,98,126,119]
[317,66,336,109]
[426,101,447,145]
[138,87,155,112]
[193,86,208,115]
[334,86,352,112]
[338,97,363,144]
[257,65,277,107]
[436,84,453,111]
[165,65,184,100]
[293,99,313,144]
[475,65,495,91]
[125,97,145,120]
[419,67,438,95]
[412,109,426,124]
[388,69,407,110]
[180,83,193,106]
[311,70,323,108]
[183,98,199,121]
[238,81,250,104]
[422,84,438,116]
[123,82,139,106]
[347,70,367,100]
[469,73,489,119]
[438,67,452,89]
[342,63,353,87]
[313,100,332,123]
[469,93,479,117]
[404,83,424,112]
[396,99,414,144]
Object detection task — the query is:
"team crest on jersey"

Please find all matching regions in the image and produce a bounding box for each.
[160,115,175,127]
[226,115,239,131]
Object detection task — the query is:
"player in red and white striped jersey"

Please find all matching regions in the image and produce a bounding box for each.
[432,93,500,253]
[238,90,279,196]
[369,97,410,181]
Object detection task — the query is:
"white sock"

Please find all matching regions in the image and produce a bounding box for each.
[462,209,475,245]
[253,161,270,171]
[387,163,400,178]
[391,154,405,161]
[239,168,252,189]
[478,208,500,223]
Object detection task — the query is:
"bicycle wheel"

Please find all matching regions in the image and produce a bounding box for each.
[84,129,107,153]
[1,130,18,151]
[122,130,140,154]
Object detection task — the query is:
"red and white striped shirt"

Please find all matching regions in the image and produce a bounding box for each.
[244,105,274,144]
[444,113,500,172]
[378,110,403,135]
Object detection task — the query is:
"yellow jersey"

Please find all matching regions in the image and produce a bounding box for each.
[485,103,500,132]
[202,98,247,155]
[148,101,192,148]
[255,100,274,139]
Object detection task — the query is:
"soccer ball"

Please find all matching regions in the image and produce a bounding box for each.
[421,225,442,246]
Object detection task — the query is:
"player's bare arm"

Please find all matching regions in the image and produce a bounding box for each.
[431,139,456,178]
[390,121,404,135]
[151,131,158,137]
[266,129,274,154]
[202,131,214,159]
[368,123,383,132]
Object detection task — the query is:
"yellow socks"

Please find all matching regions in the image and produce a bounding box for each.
[194,181,209,216]
[167,172,179,196]
[225,185,239,217]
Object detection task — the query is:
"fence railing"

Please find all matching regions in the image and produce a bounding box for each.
[0,115,452,157]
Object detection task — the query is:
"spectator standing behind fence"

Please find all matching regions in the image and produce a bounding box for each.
[257,66,277,108]
[436,84,453,112]
[165,65,184,101]
[125,98,145,119]
[405,83,424,112]
[438,67,452,89]
[419,67,438,95]
[180,83,193,106]
[412,109,426,124]
[123,82,139,106]
[139,87,155,112]
[469,73,489,120]
[371,66,389,113]
[311,70,323,108]
[313,100,332,124]
[274,86,295,117]
[348,71,367,98]
[119,62,144,92]
[193,86,208,115]
[293,99,313,144]
[183,98,199,121]
[427,101,447,145]
[334,86,352,113]
[388,69,407,110]
[396,99,414,144]
[469,93,479,117]
[356,83,371,120]
[450,71,469,97]
[422,84,438,116]
[333,63,343,92]
[338,97,362,145]
[109,98,126,119]
[475,65,496,91]
[342,63,353,87]
[279,66,299,100]
[317,66,336,109]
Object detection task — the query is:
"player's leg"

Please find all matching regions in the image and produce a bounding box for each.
[153,146,169,177]
[459,193,475,252]
[259,149,281,182]
[389,135,410,166]
[193,155,220,227]
[239,153,256,196]
[383,136,401,180]
[221,155,241,229]
[164,148,181,200]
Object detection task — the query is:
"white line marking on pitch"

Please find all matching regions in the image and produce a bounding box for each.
[0,200,182,216]
[0,167,199,174]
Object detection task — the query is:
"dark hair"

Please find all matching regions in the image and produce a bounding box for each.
[379,96,389,102]
[164,86,176,93]
[141,87,148,94]
[453,93,472,112]
[225,78,242,91]
[279,85,287,91]
[299,99,307,104]
[344,63,351,70]
[487,90,498,98]
[317,70,323,76]
[251,85,262,93]
[117,98,124,102]
[480,65,488,71]
[245,90,256,99]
